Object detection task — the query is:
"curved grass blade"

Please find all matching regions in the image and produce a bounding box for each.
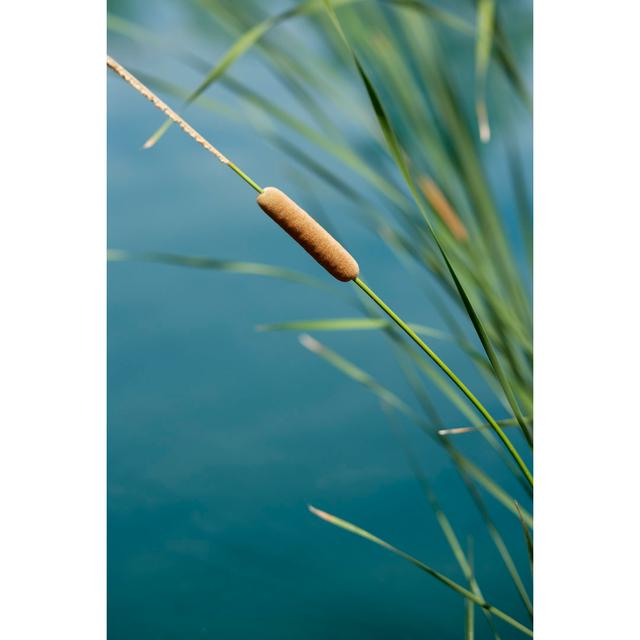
[466,538,475,640]
[308,506,533,637]
[493,12,532,109]
[107,249,332,291]
[508,141,533,278]
[475,0,496,143]
[299,334,413,415]
[515,501,534,573]
[387,0,474,35]
[438,417,520,436]
[449,451,532,528]
[258,317,447,339]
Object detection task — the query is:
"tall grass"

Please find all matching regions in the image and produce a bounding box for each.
[108,0,532,636]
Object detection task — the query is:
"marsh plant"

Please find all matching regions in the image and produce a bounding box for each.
[108,0,533,636]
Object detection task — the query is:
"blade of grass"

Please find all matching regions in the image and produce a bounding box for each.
[493,10,532,109]
[508,141,533,280]
[515,501,534,574]
[258,317,447,339]
[308,506,533,637]
[450,451,532,528]
[438,417,519,436]
[466,537,475,640]
[299,334,413,415]
[475,0,496,143]
[107,249,334,291]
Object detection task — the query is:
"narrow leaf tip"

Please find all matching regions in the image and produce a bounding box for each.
[299,333,322,353]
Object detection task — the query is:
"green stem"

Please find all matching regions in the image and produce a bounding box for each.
[228,161,263,193]
[353,276,533,488]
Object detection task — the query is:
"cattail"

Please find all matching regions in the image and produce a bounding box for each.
[256,187,359,282]
[106,57,359,282]
[419,177,469,242]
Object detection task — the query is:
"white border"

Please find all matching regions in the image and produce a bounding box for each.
[0,1,105,638]
[535,2,640,637]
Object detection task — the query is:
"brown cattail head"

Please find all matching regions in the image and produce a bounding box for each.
[256,187,359,282]
[419,177,469,242]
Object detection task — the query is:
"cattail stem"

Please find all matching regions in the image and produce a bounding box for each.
[353,277,533,488]
[228,161,263,194]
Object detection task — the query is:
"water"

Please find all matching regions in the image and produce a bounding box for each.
[108,4,532,638]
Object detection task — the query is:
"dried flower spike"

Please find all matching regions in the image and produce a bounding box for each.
[256,187,360,282]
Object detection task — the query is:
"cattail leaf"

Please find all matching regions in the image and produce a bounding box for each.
[258,317,447,339]
[465,538,476,640]
[309,506,533,637]
[475,0,496,143]
[299,333,413,414]
[493,14,532,109]
[437,417,519,437]
[107,249,332,290]
[515,501,534,573]
[451,452,533,528]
